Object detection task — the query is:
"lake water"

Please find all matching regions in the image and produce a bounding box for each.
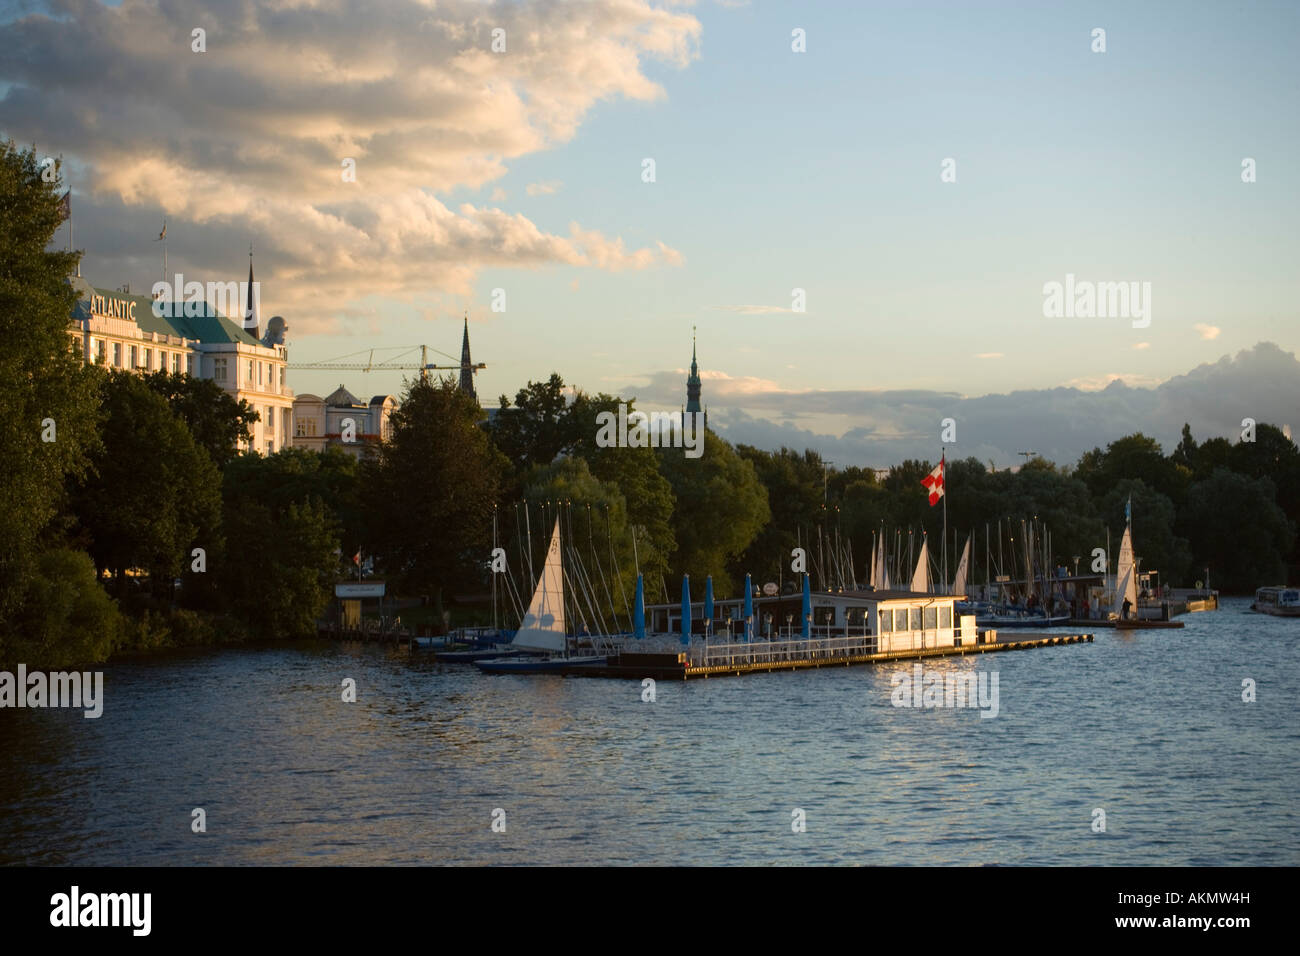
[2,597,1297,865]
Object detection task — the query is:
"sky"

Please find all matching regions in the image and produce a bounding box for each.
[4,0,1298,468]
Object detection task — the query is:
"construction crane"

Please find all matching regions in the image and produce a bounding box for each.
[288,345,485,381]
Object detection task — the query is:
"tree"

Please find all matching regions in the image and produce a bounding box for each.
[222,496,339,638]
[488,373,576,474]
[518,457,642,630]
[142,370,257,468]
[71,371,221,597]
[2,548,122,669]
[568,390,676,581]
[223,446,365,556]
[371,377,505,615]
[1101,479,1190,585]
[0,141,101,627]
[1183,469,1294,592]
[733,446,826,585]
[657,431,769,597]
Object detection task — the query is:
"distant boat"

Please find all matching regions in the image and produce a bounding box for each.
[1112,523,1139,622]
[1251,586,1300,617]
[474,518,615,674]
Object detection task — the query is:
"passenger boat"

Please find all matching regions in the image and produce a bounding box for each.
[1250,586,1300,617]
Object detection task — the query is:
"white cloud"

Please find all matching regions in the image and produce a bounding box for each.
[710,304,799,315]
[525,181,562,197]
[1194,323,1222,340]
[0,0,698,331]
[1133,342,1151,350]
[625,343,1300,469]
[975,352,1003,359]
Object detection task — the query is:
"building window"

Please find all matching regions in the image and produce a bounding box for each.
[129,345,137,368]
[143,348,152,370]
[878,609,893,633]
[266,441,274,455]
[923,607,937,630]
[95,340,106,364]
[173,352,181,374]
[295,417,317,438]
[248,360,254,383]
[257,362,263,386]
[279,366,285,387]
[113,343,122,367]
[214,357,228,381]
[939,606,952,629]
[908,607,922,632]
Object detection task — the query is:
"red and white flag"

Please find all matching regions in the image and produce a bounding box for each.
[921,456,945,506]
[352,550,361,566]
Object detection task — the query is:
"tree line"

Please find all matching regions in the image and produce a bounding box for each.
[4,142,1296,667]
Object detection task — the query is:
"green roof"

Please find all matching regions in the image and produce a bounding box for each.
[70,278,263,346]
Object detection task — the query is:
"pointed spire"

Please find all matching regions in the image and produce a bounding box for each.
[459,311,476,400]
[245,244,258,336]
[685,326,702,414]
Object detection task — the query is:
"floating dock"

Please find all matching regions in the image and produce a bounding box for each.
[563,631,1094,681]
[1067,619,1184,629]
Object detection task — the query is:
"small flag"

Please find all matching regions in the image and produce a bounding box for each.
[1125,496,1131,525]
[156,222,167,241]
[352,550,361,566]
[57,190,71,222]
[921,456,945,506]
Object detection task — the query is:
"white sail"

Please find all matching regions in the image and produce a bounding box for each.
[911,538,930,593]
[873,531,891,591]
[510,519,567,652]
[1112,526,1138,618]
[952,535,971,596]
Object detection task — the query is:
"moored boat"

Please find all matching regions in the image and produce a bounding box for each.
[1250,586,1300,617]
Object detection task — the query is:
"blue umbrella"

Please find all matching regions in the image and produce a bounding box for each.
[743,573,754,642]
[680,574,692,645]
[801,572,812,639]
[633,573,646,640]
[704,575,715,636]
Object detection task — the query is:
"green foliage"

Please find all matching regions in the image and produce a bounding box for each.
[519,457,642,628]
[2,548,122,668]
[0,141,102,626]
[221,497,338,638]
[488,373,575,475]
[224,446,364,555]
[372,376,505,601]
[141,370,257,468]
[1183,469,1294,591]
[71,371,222,595]
[1101,479,1190,584]
[658,431,769,597]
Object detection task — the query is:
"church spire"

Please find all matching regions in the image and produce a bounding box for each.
[685,326,702,414]
[459,313,476,399]
[245,244,258,337]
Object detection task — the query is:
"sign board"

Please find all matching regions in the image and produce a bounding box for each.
[335,582,385,598]
[995,575,1011,582]
[762,582,779,596]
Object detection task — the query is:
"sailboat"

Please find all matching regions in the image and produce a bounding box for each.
[1110,500,1183,629]
[1111,524,1139,624]
[474,518,614,673]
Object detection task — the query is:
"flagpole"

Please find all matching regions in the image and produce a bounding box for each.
[941,451,948,594]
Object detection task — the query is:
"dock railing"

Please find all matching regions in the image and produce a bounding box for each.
[687,633,881,668]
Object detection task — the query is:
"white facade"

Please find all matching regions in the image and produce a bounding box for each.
[68,277,294,454]
[292,386,396,458]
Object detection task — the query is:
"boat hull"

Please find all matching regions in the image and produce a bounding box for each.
[474,656,607,674]
[1250,604,1300,617]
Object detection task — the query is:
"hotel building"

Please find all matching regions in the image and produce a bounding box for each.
[66,266,294,454]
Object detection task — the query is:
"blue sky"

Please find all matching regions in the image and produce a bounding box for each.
[5,0,1298,463]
